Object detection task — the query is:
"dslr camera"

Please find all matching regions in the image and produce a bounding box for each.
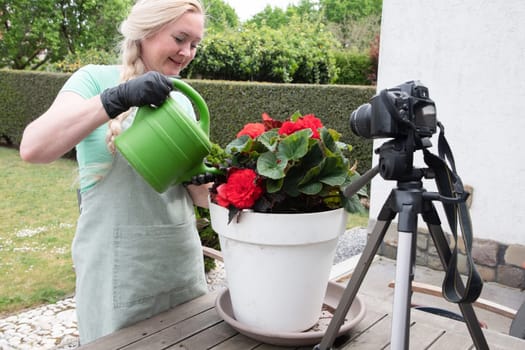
[350,80,437,139]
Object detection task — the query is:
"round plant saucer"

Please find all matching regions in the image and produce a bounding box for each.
[214,280,366,347]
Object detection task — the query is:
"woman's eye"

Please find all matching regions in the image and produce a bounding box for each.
[173,35,199,50]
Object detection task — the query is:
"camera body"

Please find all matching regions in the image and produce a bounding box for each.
[350,80,437,139]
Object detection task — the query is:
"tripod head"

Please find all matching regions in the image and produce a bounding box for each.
[344,130,469,206]
[375,133,434,183]
[343,132,435,199]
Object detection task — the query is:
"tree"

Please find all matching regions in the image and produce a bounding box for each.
[0,0,133,70]
[320,0,382,23]
[320,0,382,50]
[247,0,323,29]
[202,0,239,31]
[291,0,321,21]
[247,6,289,29]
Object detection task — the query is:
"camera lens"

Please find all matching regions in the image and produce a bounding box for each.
[349,103,372,138]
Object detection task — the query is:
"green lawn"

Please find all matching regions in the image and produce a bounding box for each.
[0,147,78,316]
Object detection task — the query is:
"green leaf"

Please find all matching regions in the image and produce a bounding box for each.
[266,178,284,193]
[321,128,339,154]
[301,142,325,169]
[277,129,310,161]
[227,206,241,224]
[337,141,353,153]
[226,135,252,153]
[289,111,302,121]
[299,181,323,195]
[257,152,287,179]
[258,130,279,152]
[343,171,368,198]
[344,194,367,214]
[299,161,323,186]
[319,157,349,186]
[281,168,304,196]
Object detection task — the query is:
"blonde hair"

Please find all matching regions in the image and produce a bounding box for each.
[106,0,205,153]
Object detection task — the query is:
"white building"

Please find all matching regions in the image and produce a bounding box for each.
[368,0,525,287]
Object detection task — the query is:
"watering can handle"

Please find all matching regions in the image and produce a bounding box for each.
[170,77,211,135]
[169,78,224,181]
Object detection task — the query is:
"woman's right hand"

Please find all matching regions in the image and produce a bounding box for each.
[100,71,172,119]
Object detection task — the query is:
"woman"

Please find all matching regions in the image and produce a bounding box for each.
[19,0,209,344]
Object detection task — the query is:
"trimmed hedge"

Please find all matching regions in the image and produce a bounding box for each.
[0,70,375,174]
[0,70,69,146]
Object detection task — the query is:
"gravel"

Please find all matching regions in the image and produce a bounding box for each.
[333,227,368,264]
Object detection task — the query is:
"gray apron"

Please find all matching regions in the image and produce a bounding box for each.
[72,150,207,344]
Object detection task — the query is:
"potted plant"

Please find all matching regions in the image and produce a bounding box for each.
[208,112,365,333]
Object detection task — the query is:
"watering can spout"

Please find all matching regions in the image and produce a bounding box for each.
[180,163,224,184]
[114,78,219,192]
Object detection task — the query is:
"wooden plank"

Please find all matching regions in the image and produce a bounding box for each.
[77,292,218,349]
[340,313,392,349]
[375,317,473,350]
[410,307,474,350]
[203,246,224,262]
[255,344,294,350]
[121,308,222,349]
[209,333,260,350]
[429,331,474,350]
[406,321,446,349]
[166,322,238,349]
[481,329,525,349]
[336,306,389,349]
[410,307,525,350]
[75,283,525,350]
[389,281,517,319]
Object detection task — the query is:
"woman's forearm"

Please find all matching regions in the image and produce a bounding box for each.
[20,92,110,163]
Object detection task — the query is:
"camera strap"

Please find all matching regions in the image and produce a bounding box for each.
[422,122,483,304]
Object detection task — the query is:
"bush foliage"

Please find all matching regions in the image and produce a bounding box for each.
[185,20,341,84]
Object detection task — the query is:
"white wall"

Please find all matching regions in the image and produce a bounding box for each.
[369,0,525,245]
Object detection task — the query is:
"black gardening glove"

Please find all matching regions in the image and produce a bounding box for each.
[184,173,218,186]
[100,71,172,119]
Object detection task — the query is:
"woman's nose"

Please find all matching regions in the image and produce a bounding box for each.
[179,43,191,57]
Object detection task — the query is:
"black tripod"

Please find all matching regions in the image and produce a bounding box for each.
[315,136,489,349]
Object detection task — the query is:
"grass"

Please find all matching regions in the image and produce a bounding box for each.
[0,147,78,316]
[0,146,370,316]
[348,210,369,229]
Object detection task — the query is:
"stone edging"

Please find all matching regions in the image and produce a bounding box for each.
[369,219,525,289]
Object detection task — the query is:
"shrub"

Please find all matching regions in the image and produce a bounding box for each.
[185,19,341,84]
[332,50,374,85]
[43,49,119,73]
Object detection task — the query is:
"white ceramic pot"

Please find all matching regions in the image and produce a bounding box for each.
[209,202,348,333]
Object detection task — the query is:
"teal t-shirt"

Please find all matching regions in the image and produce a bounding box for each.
[61,64,196,192]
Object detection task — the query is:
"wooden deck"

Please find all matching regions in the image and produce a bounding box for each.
[77,288,525,350]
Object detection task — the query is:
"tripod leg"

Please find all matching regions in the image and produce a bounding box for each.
[315,218,392,350]
[391,230,416,350]
[389,187,422,350]
[423,206,489,350]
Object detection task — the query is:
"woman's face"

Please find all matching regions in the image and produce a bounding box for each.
[141,11,204,76]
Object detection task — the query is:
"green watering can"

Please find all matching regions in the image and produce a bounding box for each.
[115,78,220,193]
